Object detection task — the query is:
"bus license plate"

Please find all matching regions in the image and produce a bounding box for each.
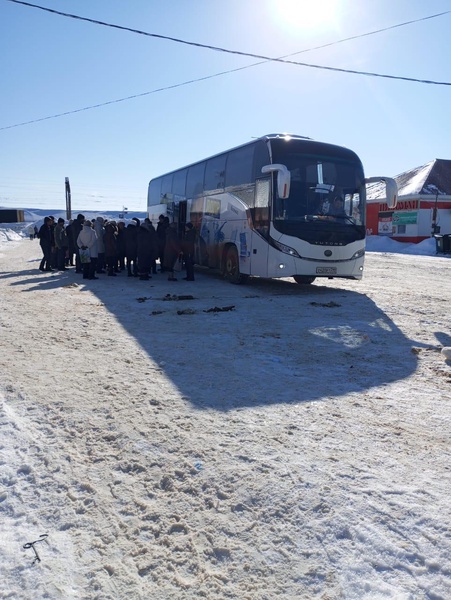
[316,267,337,275]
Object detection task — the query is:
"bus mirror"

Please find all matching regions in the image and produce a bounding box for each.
[365,176,398,209]
[262,164,291,199]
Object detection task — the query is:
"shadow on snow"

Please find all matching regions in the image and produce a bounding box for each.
[10,266,422,411]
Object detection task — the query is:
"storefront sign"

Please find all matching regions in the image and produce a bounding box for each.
[392,211,418,225]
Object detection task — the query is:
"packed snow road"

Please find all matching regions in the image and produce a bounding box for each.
[1,238,450,599]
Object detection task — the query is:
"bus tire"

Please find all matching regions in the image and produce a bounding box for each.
[224,246,247,284]
[293,275,316,285]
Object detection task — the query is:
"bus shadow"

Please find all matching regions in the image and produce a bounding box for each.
[59,269,417,411]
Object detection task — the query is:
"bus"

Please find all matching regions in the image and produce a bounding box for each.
[147,133,397,284]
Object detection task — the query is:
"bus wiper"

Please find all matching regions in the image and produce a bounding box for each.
[334,214,363,232]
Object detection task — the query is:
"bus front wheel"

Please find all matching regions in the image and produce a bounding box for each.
[224,246,247,284]
[293,275,316,285]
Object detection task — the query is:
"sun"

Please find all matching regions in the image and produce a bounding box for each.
[270,0,340,33]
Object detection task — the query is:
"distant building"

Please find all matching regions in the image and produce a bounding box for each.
[0,209,25,223]
[366,159,451,242]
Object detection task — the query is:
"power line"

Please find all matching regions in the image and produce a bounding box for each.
[2,2,451,132]
[6,0,451,85]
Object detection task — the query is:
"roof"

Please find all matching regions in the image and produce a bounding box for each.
[367,159,451,200]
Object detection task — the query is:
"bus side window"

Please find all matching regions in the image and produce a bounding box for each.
[253,178,270,236]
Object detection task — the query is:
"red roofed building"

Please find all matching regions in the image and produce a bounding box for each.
[366,159,451,242]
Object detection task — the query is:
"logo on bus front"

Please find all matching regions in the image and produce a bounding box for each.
[313,241,344,246]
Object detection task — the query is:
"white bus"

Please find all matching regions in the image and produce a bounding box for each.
[147,133,397,284]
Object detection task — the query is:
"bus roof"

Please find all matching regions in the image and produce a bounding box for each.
[149,134,360,183]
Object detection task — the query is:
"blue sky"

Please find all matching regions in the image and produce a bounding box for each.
[1,0,450,212]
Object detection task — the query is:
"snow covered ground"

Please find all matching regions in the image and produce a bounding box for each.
[1,220,451,599]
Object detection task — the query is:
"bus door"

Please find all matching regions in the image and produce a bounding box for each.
[249,178,271,276]
[174,200,187,237]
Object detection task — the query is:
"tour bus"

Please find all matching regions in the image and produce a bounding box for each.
[147,133,397,284]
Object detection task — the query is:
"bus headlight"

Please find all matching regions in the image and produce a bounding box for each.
[273,240,301,258]
[352,248,365,259]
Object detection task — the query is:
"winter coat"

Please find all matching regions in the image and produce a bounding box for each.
[181,227,196,255]
[104,223,118,258]
[94,218,106,253]
[54,224,68,249]
[77,225,99,258]
[71,217,84,247]
[163,225,181,270]
[65,222,76,253]
[38,223,52,249]
[117,225,126,258]
[137,223,159,271]
[125,224,138,259]
[156,219,169,256]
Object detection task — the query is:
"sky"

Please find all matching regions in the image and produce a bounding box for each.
[1,224,451,598]
[1,0,451,213]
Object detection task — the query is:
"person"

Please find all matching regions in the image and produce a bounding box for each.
[125,219,138,277]
[116,221,126,271]
[54,218,69,271]
[136,219,159,280]
[124,220,139,277]
[33,225,38,239]
[181,222,196,281]
[163,222,181,281]
[28,225,34,241]
[48,215,57,269]
[38,217,53,271]
[65,219,76,266]
[76,220,99,280]
[94,217,106,273]
[104,221,118,276]
[71,214,85,273]
[156,214,169,272]
[329,195,346,217]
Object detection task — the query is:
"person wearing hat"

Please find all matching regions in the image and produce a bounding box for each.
[181,222,196,281]
[76,219,99,280]
[37,216,54,272]
[54,217,69,271]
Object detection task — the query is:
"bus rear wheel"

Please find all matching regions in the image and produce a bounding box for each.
[293,275,316,285]
[224,246,247,284]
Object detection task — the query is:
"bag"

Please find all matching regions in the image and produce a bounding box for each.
[79,247,91,264]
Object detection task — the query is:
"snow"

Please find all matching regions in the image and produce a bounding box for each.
[1,218,451,599]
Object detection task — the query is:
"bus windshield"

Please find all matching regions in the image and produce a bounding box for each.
[272,153,365,227]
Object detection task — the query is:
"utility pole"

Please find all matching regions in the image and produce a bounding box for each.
[65,177,72,220]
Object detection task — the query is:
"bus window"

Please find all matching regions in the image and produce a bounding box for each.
[205,155,226,191]
[226,145,254,187]
[148,178,162,204]
[253,178,270,236]
[186,162,205,198]
[173,169,188,199]
[161,173,174,200]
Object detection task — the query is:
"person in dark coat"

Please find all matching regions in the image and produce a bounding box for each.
[65,220,76,266]
[124,221,139,277]
[137,220,159,280]
[38,217,53,271]
[54,218,68,271]
[116,221,126,271]
[71,213,85,272]
[156,214,169,272]
[181,222,196,281]
[104,221,118,276]
[163,222,182,281]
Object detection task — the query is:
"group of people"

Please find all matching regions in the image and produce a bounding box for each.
[37,213,197,282]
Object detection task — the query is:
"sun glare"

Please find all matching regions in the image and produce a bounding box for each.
[271,0,340,33]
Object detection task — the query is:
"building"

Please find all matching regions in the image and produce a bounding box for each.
[0,209,25,223]
[366,159,451,242]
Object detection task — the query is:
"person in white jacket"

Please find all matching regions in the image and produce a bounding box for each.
[77,220,99,280]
